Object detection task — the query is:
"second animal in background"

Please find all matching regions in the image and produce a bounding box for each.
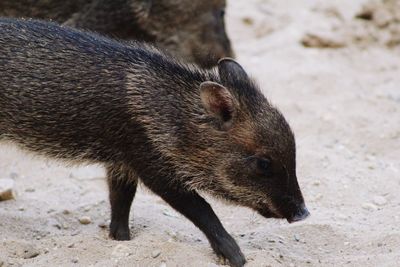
[0,0,234,68]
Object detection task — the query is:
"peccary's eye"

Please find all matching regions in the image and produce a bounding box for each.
[220,9,225,18]
[256,158,271,176]
[245,156,272,177]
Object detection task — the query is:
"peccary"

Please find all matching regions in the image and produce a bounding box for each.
[0,19,309,267]
[0,0,233,68]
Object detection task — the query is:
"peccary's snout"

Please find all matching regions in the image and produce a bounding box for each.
[287,203,310,223]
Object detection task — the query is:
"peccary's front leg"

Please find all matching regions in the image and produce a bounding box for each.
[106,164,138,241]
[142,180,246,267]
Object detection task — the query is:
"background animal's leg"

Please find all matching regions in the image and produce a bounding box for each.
[142,179,246,267]
[106,164,138,241]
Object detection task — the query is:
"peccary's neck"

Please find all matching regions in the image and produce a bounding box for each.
[125,56,225,187]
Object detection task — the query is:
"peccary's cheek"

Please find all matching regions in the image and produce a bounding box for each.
[224,163,257,190]
[192,17,232,66]
[211,24,232,59]
[216,18,233,57]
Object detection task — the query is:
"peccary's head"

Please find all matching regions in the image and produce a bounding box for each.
[198,59,309,223]
[131,0,233,68]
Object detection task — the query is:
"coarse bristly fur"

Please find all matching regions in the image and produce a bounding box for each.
[0,0,233,68]
[0,18,309,267]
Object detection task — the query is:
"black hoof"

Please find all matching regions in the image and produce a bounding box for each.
[211,235,246,267]
[109,222,131,241]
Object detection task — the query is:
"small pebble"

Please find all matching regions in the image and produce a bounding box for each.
[79,216,92,225]
[294,235,300,242]
[98,221,108,228]
[25,188,35,193]
[362,203,377,211]
[71,258,79,264]
[162,210,179,218]
[67,243,75,248]
[48,218,62,229]
[151,249,161,258]
[21,247,40,259]
[373,196,387,206]
[301,32,345,48]
[0,178,16,201]
[166,230,177,239]
[242,17,254,26]
[71,230,81,236]
[62,209,71,215]
[312,180,321,186]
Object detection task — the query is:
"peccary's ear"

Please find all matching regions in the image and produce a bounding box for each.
[218,58,249,84]
[200,81,235,130]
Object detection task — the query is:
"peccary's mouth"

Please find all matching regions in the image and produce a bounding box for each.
[258,208,284,219]
[286,203,310,223]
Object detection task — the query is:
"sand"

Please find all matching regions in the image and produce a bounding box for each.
[1,0,399,266]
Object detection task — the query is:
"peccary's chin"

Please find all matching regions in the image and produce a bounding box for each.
[257,208,284,219]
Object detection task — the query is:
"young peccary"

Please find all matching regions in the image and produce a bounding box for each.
[0,0,233,68]
[0,19,309,267]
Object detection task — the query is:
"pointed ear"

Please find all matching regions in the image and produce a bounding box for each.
[218,58,249,85]
[200,81,235,130]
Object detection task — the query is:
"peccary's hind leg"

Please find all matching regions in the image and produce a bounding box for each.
[141,179,246,267]
[106,164,138,241]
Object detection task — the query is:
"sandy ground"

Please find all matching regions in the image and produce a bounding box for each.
[1,0,400,266]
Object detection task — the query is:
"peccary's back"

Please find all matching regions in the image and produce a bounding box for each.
[0,19,156,163]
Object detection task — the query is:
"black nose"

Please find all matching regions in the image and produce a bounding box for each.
[287,203,310,223]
